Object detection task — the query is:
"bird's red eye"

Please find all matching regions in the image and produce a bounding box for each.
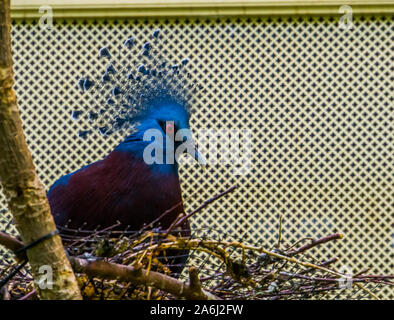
[166,122,174,134]
[158,120,175,134]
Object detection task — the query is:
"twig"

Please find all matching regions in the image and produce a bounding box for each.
[18,289,37,300]
[0,231,25,260]
[168,184,238,233]
[298,257,339,275]
[141,201,183,232]
[287,233,343,257]
[188,267,205,299]
[68,221,122,247]
[277,214,283,249]
[0,260,28,289]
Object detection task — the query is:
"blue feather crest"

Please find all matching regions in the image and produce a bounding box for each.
[74,29,199,139]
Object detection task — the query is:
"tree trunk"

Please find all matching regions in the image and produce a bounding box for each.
[0,0,81,299]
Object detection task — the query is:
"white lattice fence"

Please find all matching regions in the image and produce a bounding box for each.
[0,15,392,298]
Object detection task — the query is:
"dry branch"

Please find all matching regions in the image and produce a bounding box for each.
[287,233,344,257]
[69,258,219,300]
[167,184,238,234]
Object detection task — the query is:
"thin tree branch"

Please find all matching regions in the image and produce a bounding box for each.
[69,258,220,300]
[0,231,25,260]
[287,233,344,257]
[167,184,238,234]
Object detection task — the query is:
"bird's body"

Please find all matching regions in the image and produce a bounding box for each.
[48,36,205,275]
[48,148,184,232]
[48,97,204,275]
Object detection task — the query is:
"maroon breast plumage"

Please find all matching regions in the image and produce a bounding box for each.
[48,150,184,232]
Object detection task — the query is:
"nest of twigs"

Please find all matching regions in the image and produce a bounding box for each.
[0,186,393,300]
[1,224,393,300]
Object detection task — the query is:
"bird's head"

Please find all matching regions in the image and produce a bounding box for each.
[117,94,205,171]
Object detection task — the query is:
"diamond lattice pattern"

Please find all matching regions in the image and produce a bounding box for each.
[0,15,392,299]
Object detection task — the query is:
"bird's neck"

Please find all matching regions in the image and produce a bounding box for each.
[114,127,179,175]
